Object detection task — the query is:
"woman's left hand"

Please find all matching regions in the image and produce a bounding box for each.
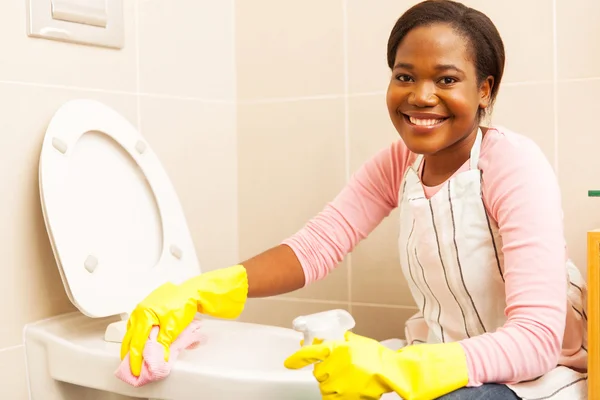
[284,332,401,399]
[284,332,470,400]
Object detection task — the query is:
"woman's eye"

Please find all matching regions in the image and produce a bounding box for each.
[395,74,413,82]
[439,77,457,85]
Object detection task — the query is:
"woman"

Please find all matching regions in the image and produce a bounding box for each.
[120,1,588,399]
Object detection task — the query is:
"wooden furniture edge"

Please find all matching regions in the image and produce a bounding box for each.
[588,230,600,399]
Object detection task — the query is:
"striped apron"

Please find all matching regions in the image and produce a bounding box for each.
[397,128,588,399]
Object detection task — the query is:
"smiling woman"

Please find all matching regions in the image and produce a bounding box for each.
[121,1,587,399]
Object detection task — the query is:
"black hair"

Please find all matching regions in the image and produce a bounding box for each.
[387,0,505,119]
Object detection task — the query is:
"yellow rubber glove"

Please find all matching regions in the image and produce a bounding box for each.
[120,264,248,376]
[284,332,469,400]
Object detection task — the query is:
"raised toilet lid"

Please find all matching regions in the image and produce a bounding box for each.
[39,99,201,318]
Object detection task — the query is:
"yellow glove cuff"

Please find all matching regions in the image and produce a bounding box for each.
[185,264,249,319]
[387,342,469,399]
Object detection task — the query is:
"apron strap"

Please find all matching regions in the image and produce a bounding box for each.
[411,154,424,170]
[469,127,483,170]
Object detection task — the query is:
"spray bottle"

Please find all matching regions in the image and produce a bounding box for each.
[292,309,356,346]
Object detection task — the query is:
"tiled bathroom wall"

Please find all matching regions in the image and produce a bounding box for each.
[235,0,600,341]
[0,1,236,397]
[0,0,599,398]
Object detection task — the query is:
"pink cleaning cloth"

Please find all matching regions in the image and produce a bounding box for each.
[115,320,206,387]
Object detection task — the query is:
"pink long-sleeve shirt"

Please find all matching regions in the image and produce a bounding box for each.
[282,126,586,386]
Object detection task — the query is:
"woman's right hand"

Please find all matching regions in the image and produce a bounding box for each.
[120,264,249,376]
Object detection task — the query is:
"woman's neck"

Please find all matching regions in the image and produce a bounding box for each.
[421,126,483,187]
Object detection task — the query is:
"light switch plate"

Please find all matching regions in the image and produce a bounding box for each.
[26,0,124,49]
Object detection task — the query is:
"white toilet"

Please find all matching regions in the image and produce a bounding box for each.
[23,99,328,400]
[24,99,405,400]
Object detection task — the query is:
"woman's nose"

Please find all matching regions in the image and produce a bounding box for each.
[408,82,438,107]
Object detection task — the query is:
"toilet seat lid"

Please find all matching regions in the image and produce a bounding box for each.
[39,99,201,318]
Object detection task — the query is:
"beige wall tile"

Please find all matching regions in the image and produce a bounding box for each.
[238,298,348,329]
[350,213,416,306]
[0,83,137,347]
[235,0,344,99]
[346,0,421,94]
[140,97,238,270]
[352,305,418,341]
[348,94,399,172]
[240,300,415,343]
[0,346,28,399]
[347,94,413,306]
[462,0,554,84]
[557,0,600,79]
[289,263,349,302]
[557,80,600,274]
[0,0,136,91]
[489,83,555,166]
[237,99,348,300]
[138,0,235,99]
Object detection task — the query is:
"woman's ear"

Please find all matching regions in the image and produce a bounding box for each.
[479,76,494,110]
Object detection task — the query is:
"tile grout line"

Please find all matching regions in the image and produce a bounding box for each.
[558,76,600,83]
[351,301,418,310]
[239,93,346,104]
[19,326,32,400]
[0,79,139,96]
[0,344,23,354]
[138,92,234,103]
[349,90,386,97]
[342,0,352,315]
[134,0,142,132]
[231,0,240,263]
[259,295,419,310]
[0,79,236,103]
[552,0,559,174]
[502,79,554,87]
[22,332,32,400]
[0,78,597,104]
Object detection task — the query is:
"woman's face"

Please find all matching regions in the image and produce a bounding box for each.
[386,23,493,156]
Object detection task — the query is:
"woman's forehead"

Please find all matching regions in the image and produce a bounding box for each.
[394,23,474,70]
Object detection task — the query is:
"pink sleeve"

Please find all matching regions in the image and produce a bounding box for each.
[282,141,410,284]
[460,133,568,386]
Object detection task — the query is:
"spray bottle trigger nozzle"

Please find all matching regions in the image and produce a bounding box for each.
[291,309,356,346]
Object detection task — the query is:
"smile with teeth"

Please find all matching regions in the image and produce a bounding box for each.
[408,116,447,126]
